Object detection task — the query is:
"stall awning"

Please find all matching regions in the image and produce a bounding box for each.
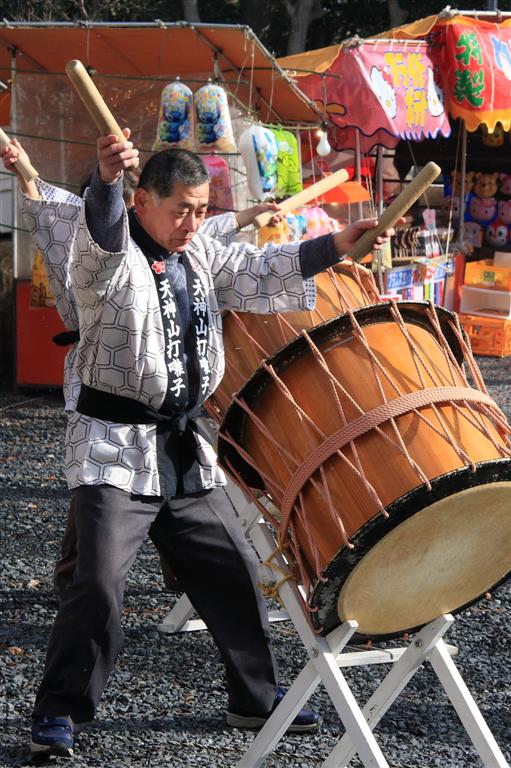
[0,22,321,126]
[278,40,451,150]
[378,13,511,133]
[303,179,370,204]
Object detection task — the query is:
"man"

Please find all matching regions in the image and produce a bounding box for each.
[29,129,392,758]
[2,137,280,595]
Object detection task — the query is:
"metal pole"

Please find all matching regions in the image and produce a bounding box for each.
[10,47,18,391]
[11,49,18,280]
[355,129,364,220]
[375,145,385,292]
[458,120,467,246]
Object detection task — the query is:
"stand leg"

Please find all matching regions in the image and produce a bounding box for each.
[322,615,454,768]
[237,619,391,768]
[158,592,199,634]
[429,639,509,768]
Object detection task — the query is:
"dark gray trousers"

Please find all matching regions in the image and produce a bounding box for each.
[33,485,278,724]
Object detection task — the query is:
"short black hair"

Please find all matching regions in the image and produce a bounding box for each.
[139,149,209,199]
[123,168,140,201]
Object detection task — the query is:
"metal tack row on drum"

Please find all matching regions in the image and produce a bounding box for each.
[209,263,511,640]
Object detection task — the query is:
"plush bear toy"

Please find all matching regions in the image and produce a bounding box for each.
[450,170,474,196]
[441,195,462,221]
[473,172,499,198]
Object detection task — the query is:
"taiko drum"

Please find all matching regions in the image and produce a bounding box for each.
[207,261,380,420]
[219,302,511,637]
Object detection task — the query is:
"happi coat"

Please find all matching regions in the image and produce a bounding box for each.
[27,177,320,497]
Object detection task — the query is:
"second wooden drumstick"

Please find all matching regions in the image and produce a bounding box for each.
[254,168,350,229]
[0,128,39,182]
[65,59,125,140]
[346,161,442,262]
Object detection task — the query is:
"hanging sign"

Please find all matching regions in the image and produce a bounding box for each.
[436,17,511,132]
[293,41,451,149]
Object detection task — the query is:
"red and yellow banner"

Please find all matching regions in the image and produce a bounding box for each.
[434,16,511,132]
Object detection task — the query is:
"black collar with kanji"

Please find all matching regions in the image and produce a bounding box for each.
[128,209,211,415]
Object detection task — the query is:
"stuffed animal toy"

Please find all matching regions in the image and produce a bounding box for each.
[485,219,509,248]
[499,173,511,198]
[194,81,236,153]
[469,195,497,223]
[497,198,511,225]
[481,123,505,147]
[153,80,194,151]
[450,170,474,196]
[464,221,483,248]
[441,195,462,221]
[473,172,499,198]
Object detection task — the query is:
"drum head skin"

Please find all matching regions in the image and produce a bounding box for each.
[310,460,511,638]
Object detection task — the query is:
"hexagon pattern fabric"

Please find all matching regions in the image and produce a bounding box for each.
[22,180,83,413]
[40,194,315,496]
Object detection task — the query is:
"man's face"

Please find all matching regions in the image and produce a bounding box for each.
[134,180,209,253]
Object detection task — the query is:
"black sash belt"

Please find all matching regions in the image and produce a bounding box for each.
[53,330,80,347]
[77,384,207,498]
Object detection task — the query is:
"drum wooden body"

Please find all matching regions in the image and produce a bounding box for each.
[208,262,380,419]
[220,302,511,637]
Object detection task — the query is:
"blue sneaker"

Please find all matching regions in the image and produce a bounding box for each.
[226,687,320,733]
[31,716,74,757]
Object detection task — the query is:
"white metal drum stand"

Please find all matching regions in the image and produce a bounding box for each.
[159,481,509,768]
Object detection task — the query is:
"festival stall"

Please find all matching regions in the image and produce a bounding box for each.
[382,10,511,355]
[278,36,455,302]
[0,22,323,386]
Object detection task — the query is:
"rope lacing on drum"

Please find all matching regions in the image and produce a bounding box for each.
[260,359,372,547]
[220,430,287,499]
[300,322,431,497]
[257,542,295,605]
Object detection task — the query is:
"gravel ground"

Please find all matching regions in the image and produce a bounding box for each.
[0,356,510,768]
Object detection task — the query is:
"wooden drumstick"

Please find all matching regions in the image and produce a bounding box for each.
[0,128,39,182]
[65,59,125,140]
[346,161,442,263]
[254,168,350,229]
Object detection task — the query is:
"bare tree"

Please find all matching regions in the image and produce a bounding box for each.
[239,0,271,41]
[386,0,407,29]
[284,0,324,54]
[182,0,201,22]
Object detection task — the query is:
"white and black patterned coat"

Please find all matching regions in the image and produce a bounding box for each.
[71,204,316,412]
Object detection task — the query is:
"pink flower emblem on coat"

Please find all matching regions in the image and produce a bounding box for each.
[151,261,166,274]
